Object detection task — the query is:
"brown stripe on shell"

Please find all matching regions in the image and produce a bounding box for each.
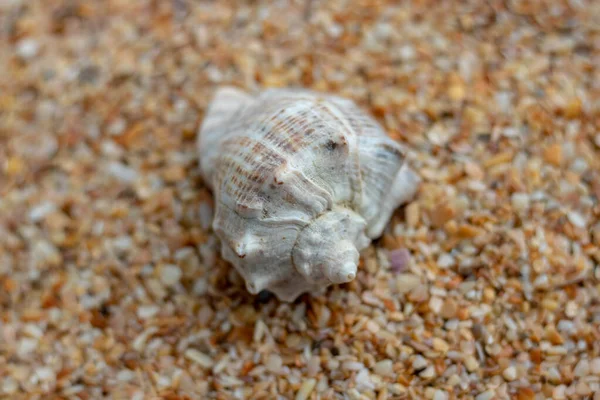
[216,135,286,212]
[258,101,328,155]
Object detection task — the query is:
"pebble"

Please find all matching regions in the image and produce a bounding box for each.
[475,390,495,400]
[35,367,55,382]
[266,354,283,374]
[429,296,443,314]
[16,38,40,60]
[590,357,600,375]
[419,365,436,379]
[355,369,374,390]
[184,349,214,369]
[464,356,479,372]
[432,338,449,353]
[137,305,160,319]
[545,367,562,383]
[28,202,57,222]
[552,385,567,399]
[159,264,182,287]
[412,355,428,370]
[432,390,449,400]
[573,359,589,377]
[502,365,517,381]
[575,381,591,396]
[295,378,316,400]
[366,320,380,333]
[567,211,586,228]
[388,383,407,395]
[1,378,18,395]
[342,361,364,371]
[511,193,530,211]
[306,356,321,377]
[107,161,139,183]
[373,359,394,377]
[395,274,421,294]
[117,369,136,382]
[31,240,62,268]
[437,253,455,269]
[17,338,38,357]
[132,327,158,351]
[440,298,458,319]
[389,248,411,273]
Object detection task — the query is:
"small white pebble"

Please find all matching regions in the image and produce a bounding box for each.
[446,374,461,386]
[437,253,455,269]
[132,327,158,351]
[567,211,586,228]
[35,367,54,382]
[253,320,267,343]
[295,378,316,400]
[565,301,578,318]
[306,356,321,377]
[373,359,394,377]
[365,319,380,334]
[355,369,374,390]
[412,355,428,370]
[511,193,530,211]
[570,158,588,173]
[16,38,39,60]
[117,369,135,382]
[429,296,443,314]
[433,389,449,400]
[574,359,589,377]
[475,390,495,400]
[533,274,549,289]
[552,384,567,399]
[464,356,479,372]
[17,338,38,357]
[23,324,44,339]
[29,202,57,222]
[132,391,145,400]
[107,161,138,183]
[419,365,436,379]
[342,361,364,371]
[107,118,127,136]
[193,279,208,296]
[160,264,182,287]
[395,273,421,294]
[388,383,407,394]
[100,140,125,158]
[1,377,18,394]
[137,305,160,319]
[265,354,283,374]
[112,236,133,253]
[184,349,214,369]
[502,365,517,381]
[545,366,562,383]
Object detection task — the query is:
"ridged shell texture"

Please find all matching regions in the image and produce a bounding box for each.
[198,87,419,301]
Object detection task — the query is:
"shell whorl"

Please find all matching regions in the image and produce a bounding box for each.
[198,86,420,301]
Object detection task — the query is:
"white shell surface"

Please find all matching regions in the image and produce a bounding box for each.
[198,87,420,301]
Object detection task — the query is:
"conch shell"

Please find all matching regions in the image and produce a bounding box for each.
[198,87,420,301]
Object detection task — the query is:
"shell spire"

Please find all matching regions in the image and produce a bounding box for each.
[198,86,420,301]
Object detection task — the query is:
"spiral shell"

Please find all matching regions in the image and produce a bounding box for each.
[198,87,420,301]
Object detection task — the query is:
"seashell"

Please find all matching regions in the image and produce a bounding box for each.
[198,87,420,301]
